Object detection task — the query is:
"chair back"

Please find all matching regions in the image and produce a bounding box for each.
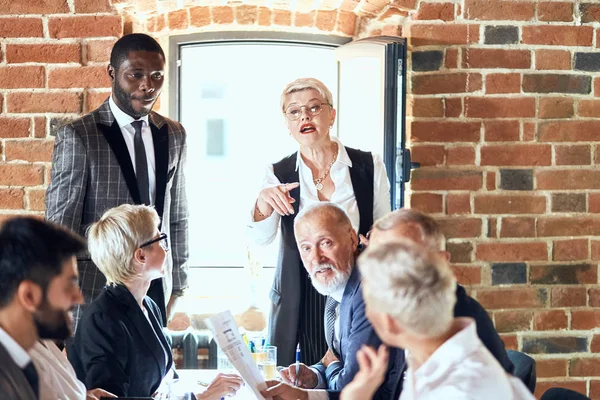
[506,350,536,393]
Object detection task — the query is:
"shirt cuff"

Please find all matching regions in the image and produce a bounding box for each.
[310,367,326,389]
[306,389,329,400]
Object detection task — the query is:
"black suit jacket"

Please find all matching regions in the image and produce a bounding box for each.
[67,284,173,397]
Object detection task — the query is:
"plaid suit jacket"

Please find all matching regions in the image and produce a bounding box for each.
[45,99,189,329]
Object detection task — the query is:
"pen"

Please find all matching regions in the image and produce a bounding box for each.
[294,343,301,386]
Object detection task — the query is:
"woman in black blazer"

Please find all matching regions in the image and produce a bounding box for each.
[67,204,243,398]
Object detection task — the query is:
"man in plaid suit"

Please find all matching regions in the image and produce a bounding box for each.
[45,33,188,330]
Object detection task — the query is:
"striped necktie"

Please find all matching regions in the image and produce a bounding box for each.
[325,296,340,358]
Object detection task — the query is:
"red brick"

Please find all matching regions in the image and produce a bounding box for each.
[463,49,530,69]
[501,334,517,351]
[537,170,600,190]
[381,25,402,37]
[538,216,600,236]
[538,2,573,22]
[572,358,600,377]
[85,90,110,113]
[477,242,548,262]
[464,0,534,20]
[494,310,532,333]
[555,145,591,166]
[536,359,568,378]
[168,9,188,30]
[444,97,462,117]
[412,73,482,95]
[523,122,535,141]
[190,7,211,27]
[7,92,81,114]
[523,25,593,46]
[414,2,454,21]
[578,99,600,117]
[233,5,257,24]
[539,121,600,141]
[391,0,417,9]
[34,117,46,139]
[293,11,314,27]
[274,9,292,26]
[447,193,471,215]
[488,217,498,237]
[213,6,234,24]
[411,170,482,191]
[481,144,551,166]
[484,120,519,142]
[581,3,600,23]
[589,288,600,307]
[337,11,357,36]
[315,10,335,30]
[0,165,44,186]
[476,288,548,309]
[573,310,600,330]
[451,265,481,285]
[446,146,475,166]
[0,66,44,89]
[408,97,443,117]
[49,16,122,39]
[500,217,535,238]
[465,97,536,118]
[0,0,68,14]
[5,140,54,163]
[408,192,443,214]
[535,382,586,399]
[591,380,600,399]
[485,73,521,94]
[0,118,31,139]
[594,335,600,352]
[26,189,46,212]
[410,121,480,143]
[534,310,567,331]
[146,15,166,32]
[595,77,600,96]
[85,40,115,64]
[6,44,81,64]
[551,287,586,307]
[474,194,546,214]
[445,48,458,69]
[438,218,482,238]
[74,0,111,13]
[378,7,408,21]
[0,18,43,38]
[257,7,271,26]
[539,97,574,119]
[591,194,600,214]
[49,66,110,89]
[535,49,571,70]
[553,239,589,261]
[410,145,444,166]
[0,189,24,210]
[409,24,479,46]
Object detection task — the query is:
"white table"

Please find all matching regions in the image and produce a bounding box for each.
[175,369,262,399]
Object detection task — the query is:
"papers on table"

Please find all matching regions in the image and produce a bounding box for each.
[205,310,267,399]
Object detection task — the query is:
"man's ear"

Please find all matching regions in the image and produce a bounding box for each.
[440,250,451,262]
[16,281,43,313]
[350,227,359,250]
[385,313,404,335]
[107,64,115,81]
[133,247,146,265]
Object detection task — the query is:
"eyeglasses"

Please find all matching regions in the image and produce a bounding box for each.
[284,102,331,121]
[140,233,169,251]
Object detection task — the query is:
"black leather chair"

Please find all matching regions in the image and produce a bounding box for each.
[506,350,536,393]
[540,388,591,400]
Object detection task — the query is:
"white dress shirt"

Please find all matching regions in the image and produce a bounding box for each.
[0,326,31,369]
[247,136,391,243]
[109,95,156,204]
[401,318,535,400]
[30,340,87,400]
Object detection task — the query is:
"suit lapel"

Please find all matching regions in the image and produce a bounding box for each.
[0,342,36,400]
[151,122,168,221]
[338,267,361,363]
[98,119,142,205]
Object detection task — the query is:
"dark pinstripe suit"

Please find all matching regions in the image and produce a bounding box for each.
[45,99,189,329]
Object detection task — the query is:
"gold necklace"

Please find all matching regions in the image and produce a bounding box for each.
[314,143,338,191]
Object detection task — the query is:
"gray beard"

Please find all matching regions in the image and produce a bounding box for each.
[309,263,351,296]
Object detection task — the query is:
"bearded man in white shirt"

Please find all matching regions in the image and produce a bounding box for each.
[340,240,535,400]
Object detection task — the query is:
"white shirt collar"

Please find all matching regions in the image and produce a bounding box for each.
[329,281,347,304]
[109,95,149,129]
[0,326,31,368]
[295,136,353,171]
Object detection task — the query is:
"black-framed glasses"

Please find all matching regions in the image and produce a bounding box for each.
[140,233,169,251]
[284,102,331,121]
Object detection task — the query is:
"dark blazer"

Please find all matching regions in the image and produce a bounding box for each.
[390,284,514,399]
[0,343,37,400]
[45,99,189,327]
[313,267,402,400]
[67,284,173,397]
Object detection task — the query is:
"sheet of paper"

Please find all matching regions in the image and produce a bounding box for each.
[205,310,267,399]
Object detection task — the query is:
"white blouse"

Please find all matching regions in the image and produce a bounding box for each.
[247,137,391,245]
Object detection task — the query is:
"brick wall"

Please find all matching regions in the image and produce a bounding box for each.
[1,0,600,398]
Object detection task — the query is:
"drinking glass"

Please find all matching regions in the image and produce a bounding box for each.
[257,345,277,380]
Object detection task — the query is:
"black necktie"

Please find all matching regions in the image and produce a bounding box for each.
[132,120,150,205]
[325,296,340,358]
[22,361,39,398]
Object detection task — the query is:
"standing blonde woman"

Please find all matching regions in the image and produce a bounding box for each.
[247,78,391,365]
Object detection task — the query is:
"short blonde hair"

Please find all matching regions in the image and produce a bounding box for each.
[358,240,456,338]
[280,77,334,112]
[87,204,160,285]
[373,209,445,251]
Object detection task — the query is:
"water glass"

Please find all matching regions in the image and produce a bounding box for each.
[257,345,277,380]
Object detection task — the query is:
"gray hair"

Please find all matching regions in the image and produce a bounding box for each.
[280,77,334,112]
[373,209,445,251]
[358,240,456,338]
[293,202,351,232]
